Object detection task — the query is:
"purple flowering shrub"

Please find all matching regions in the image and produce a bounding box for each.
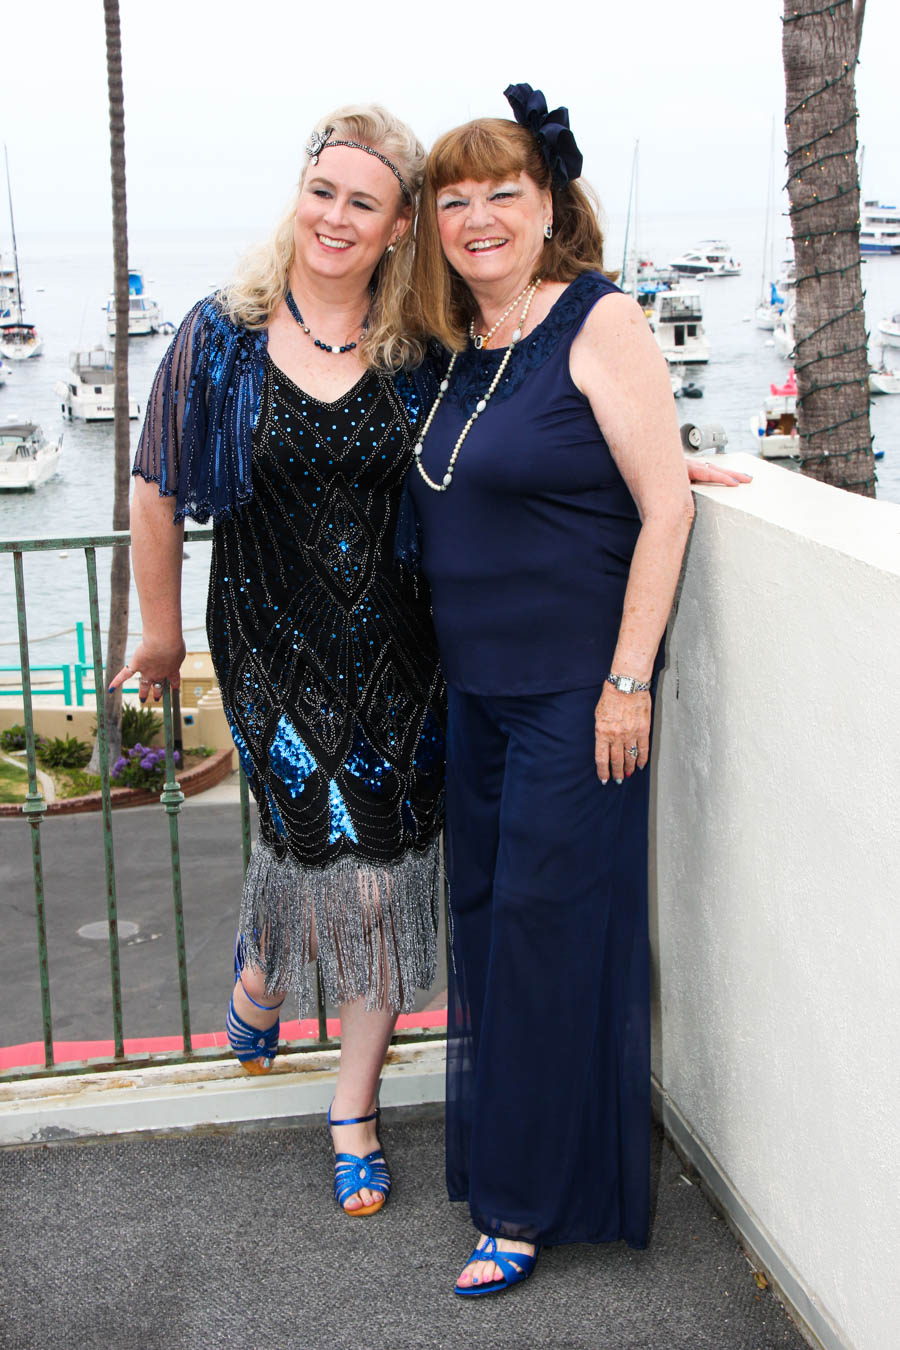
[111,742,180,790]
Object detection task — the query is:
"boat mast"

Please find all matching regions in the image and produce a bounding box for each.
[4,145,24,327]
[620,140,639,296]
[760,117,775,307]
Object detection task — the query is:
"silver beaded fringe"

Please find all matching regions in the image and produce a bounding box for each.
[237,834,442,1015]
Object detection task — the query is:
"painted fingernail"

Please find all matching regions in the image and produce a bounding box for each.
[615,778,623,785]
[107,684,115,692]
[600,778,608,785]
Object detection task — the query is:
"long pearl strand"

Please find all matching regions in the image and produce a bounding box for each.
[413,279,541,493]
[470,278,535,350]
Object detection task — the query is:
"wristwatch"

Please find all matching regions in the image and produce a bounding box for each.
[606,673,651,694]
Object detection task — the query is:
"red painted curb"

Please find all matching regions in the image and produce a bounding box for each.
[0,747,234,818]
[0,1009,449,1073]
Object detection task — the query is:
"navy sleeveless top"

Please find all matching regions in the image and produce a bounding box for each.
[409,270,655,696]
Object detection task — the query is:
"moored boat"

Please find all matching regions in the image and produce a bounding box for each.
[869,361,900,395]
[877,313,900,348]
[859,201,900,255]
[0,321,43,360]
[0,419,61,490]
[105,268,163,337]
[648,287,710,364]
[2,149,42,361]
[669,240,742,277]
[750,370,799,459]
[54,346,140,421]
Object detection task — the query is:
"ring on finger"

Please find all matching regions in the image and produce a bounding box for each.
[627,745,639,759]
[151,681,164,691]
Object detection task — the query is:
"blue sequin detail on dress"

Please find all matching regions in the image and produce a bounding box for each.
[226,713,255,781]
[328,779,359,844]
[344,724,391,793]
[264,785,287,838]
[269,715,317,798]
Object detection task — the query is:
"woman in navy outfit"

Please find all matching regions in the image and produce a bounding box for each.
[407,86,739,1294]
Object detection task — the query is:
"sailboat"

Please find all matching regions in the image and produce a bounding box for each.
[0,146,42,361]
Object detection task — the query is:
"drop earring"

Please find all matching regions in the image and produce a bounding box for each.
[544,222,553,240]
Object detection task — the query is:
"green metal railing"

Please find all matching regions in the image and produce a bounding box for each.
[2,531,446,1082]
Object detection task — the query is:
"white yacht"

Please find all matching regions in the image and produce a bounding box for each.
[105,268,163,337]
[877,313,900,348]
[648,288,710,364]
[669,241,742,277]
[859,202,900,255]
[54,347,140,421]
[0,420,61,490]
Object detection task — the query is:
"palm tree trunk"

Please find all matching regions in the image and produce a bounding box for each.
[782,0,874,496]
[92,0,131,771]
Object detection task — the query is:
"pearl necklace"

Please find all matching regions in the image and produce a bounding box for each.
[284,287,365,354]
[470,278,536,350]
[413,279,541,493]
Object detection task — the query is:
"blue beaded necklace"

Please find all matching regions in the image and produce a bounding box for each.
[285,287,365,354]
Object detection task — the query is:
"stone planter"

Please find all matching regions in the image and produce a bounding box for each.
[0,747,235,818]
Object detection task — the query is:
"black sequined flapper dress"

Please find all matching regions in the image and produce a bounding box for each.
[207,357,445,1013]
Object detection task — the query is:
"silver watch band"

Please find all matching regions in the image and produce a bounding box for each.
[606,673,651,694]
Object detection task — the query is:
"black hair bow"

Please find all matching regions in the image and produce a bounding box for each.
[503,83,584,188]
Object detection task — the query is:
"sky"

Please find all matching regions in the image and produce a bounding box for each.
[2,0,898,237]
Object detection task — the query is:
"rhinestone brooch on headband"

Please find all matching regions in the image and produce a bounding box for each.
[305,126,412,201]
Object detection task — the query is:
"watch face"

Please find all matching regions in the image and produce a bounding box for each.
[620,677,635,693]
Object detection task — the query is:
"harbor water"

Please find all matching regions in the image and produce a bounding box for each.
[1,211,899,669]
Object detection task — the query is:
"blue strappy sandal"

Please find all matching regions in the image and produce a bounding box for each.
[226,933,284,1075]
[454,1236,540,1297]
[328,1103,391,1217]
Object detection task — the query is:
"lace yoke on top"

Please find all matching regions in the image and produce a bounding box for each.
[440,271,617,417]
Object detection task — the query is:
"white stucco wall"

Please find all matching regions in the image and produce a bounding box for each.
[651,453,900,1350]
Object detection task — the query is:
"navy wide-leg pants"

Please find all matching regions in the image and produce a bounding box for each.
[444,682,652,1248]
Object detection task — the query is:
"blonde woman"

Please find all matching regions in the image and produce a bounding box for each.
[112,106,445,1218]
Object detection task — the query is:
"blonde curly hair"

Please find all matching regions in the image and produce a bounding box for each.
[218,104,426,371]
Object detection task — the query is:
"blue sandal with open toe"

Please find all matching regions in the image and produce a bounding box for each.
[454,1236,540,1297]
[226,934,284,1075]
[328,1104,391,1217]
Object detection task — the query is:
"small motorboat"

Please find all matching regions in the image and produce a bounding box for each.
[750,369,799,459]
[0,419,61,490]
[869,360,900,395]
[877,314,900,348]
[54,346,140,420]
[105,268,164,337]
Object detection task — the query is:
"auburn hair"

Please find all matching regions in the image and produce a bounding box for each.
[408,117,610,352]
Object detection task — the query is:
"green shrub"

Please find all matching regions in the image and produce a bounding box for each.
[0,724,28,752]
[36,735,92,770]
[121,705,163,748]
[62,769,102,798]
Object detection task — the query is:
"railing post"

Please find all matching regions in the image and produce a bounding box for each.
[84,546,125,1059]
[61,665,72,707]
[238,766,252,877]
[161,684,191,1052]
[13,551,54,1069]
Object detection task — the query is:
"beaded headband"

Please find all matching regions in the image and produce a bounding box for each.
[305,126,412,202]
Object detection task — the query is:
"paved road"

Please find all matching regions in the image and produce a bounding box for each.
[1,782,447,1055]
